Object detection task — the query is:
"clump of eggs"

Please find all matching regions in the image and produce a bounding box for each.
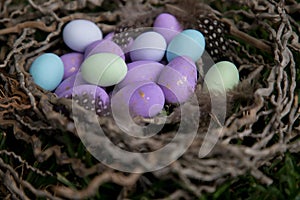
[29,13,240,118]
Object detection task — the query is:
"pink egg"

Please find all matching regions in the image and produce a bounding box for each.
[111,81,165,118]
[153,13,182,43]
[60,52,83,80]
[116,61,164,89]
[84,39,125,60]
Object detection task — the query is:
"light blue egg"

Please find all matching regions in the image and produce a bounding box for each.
[166,29,205,62]
[29,53,64,91]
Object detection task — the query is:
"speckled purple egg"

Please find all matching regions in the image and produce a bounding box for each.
[59,84,109,115]
[167,56,197,84]
[60,52,83,80]
[111,81,165,118]
[153,13,182,44]
[116,61,164,89]
[54,72,88,97]
[84,39,125,60]
[157,66,196,104]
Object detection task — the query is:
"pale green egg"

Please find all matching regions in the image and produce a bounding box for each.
[204,61,239,93]
[81,53,127,87]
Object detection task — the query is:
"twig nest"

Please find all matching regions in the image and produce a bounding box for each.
[81,53,127,87]
[60,52,83,80]
[153,13,183,43]
[63,19,103,52]
[204,61,239,93]
[29,53,64,91]
[157,56,197,103]
[129,31,167,62]
[84,39,125,60]
[111,81,165,118]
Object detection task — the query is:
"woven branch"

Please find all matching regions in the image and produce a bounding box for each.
[0,0,299,199]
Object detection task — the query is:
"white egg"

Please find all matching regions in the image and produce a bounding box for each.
[63,19,103,52]
[129,31,166,62]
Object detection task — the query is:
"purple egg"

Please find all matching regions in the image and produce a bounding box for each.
[157,66,196,104]
[84,39,125,60]
[111,81,165,118]
[59,84,109,115]
[54,72,88,97]
[167,56,198,84]
[104,32,114,40]
[153,13,182,44]
[60,52,83,80]
[116,61,164,89]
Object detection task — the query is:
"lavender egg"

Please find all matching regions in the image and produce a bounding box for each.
[167,56,198,84]
[60,52,83,80]
[111,81,165,118]
[84,39,125,60]
[157,66,196,104]
[103,32,114,40]
[116,61,164,89]
[130,31,166,62]
[54,72,88,97]
[153,13,182,44]
[59,84,109,115]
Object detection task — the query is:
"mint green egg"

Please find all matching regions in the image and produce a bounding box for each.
[81,53,127,87]
[204,61,239,93]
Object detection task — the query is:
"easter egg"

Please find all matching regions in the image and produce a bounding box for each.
[60,52,83,79]
[157,65,196,104]
[111,81,165,118]
[166,29,205,62]
[84,39,125,60]
[116,61,164,89]
[167,56,198,84]
[103,32,114,40]
[29,53,64,91]
[153,13,182,43]
[204,61,239,93]
[130,31,166,62]
[54,72,88,97]
[81,53,127,87]
[59,84,109,115]
[63,19,103,52]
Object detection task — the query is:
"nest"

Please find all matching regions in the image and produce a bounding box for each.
[0,0,300,199]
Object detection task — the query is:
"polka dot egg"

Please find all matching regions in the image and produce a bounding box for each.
[60,84,110,116]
